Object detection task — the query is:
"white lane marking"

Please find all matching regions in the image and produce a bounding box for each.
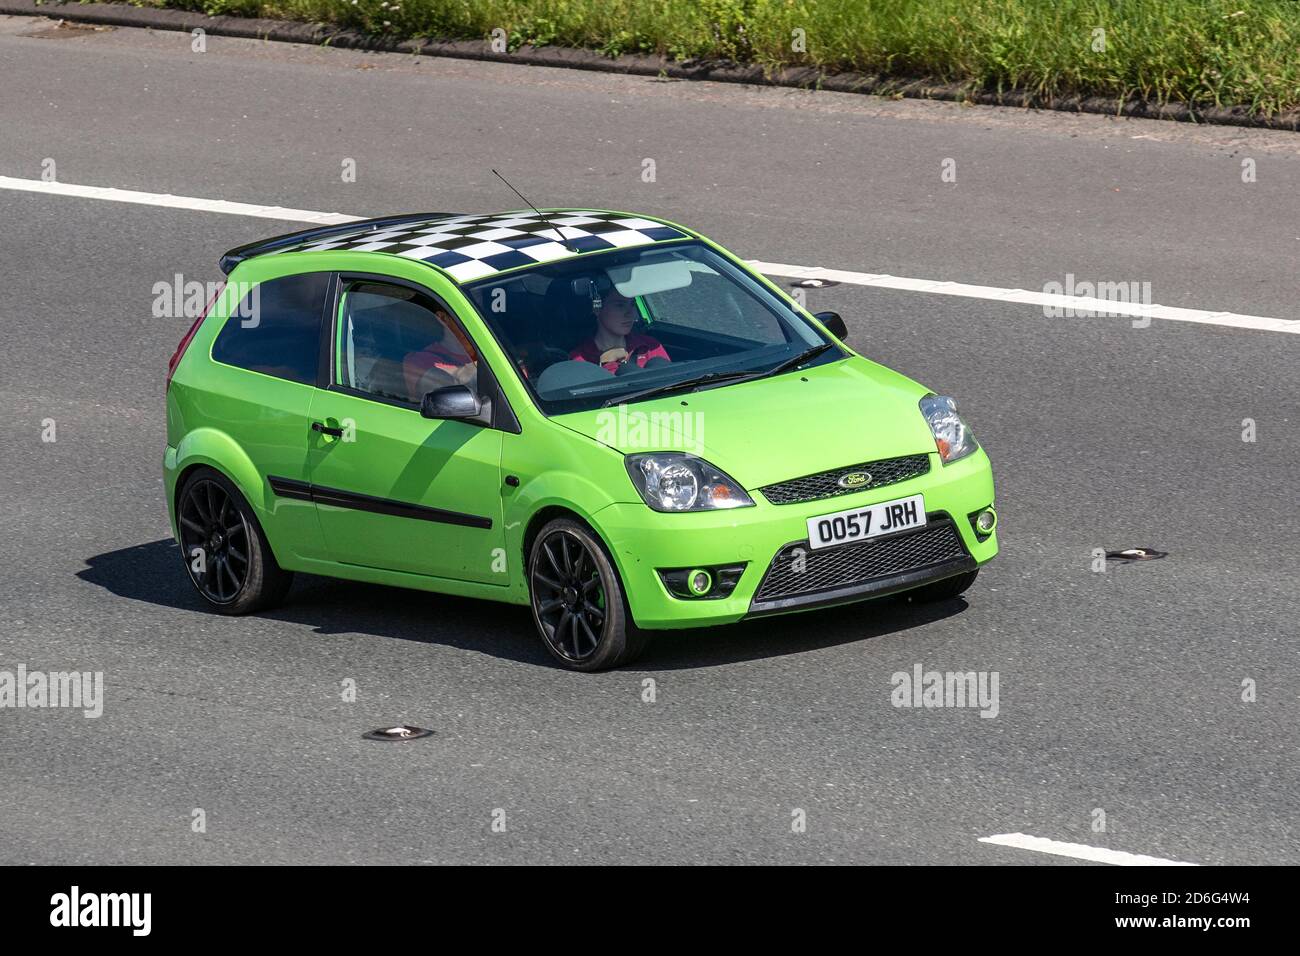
[979,833,1199,866]
[0,175,362,225]
[1,175,1291,335]
[752,260,1298,335]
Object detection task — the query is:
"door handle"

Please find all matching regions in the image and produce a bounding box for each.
[311,421,344,437]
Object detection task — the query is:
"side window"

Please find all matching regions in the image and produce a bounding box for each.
[211,272,330,385]
[336,283,478,405]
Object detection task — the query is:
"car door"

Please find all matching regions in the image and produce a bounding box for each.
[305,276,507,585]
[205,269,333,563]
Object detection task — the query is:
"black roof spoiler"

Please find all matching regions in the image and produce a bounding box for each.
[218,212,464,275]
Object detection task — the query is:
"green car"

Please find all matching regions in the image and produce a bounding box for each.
[164,209,998,670]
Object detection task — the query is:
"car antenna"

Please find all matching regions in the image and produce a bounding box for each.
[491,169,578,254]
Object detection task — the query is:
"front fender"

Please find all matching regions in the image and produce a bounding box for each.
[504,468,623,598]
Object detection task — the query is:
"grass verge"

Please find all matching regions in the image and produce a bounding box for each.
[132,0,1300,116]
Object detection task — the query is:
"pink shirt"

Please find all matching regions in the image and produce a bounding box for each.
[403,340,473,397]
[570,333,670,374]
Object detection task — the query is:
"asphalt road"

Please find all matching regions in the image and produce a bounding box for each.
[1,16,1298,865]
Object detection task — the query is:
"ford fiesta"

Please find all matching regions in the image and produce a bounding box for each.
[164,209,998,670]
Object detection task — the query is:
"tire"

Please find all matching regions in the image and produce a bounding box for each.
[527,518,649,671]
[905,569,978,603]
[176,467,293,614]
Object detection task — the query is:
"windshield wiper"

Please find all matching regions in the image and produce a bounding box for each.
[760,342,835,379]
[599,344,837,408]
[600,369,761,408]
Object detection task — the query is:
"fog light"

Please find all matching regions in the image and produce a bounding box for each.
[658,564,745,600]
[687,569,713,596]
[974,508,997,535]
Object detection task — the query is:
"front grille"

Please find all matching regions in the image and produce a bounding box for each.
[752,519,967,603]
[759,454,930,505]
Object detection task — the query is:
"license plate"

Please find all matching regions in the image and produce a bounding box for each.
[806,494,926,550]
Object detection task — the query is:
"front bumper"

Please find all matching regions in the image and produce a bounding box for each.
[746,516,977,616]
[593,449,998,629]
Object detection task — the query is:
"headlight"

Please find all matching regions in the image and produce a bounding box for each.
[625,453,754,512]
[919,395,978,464]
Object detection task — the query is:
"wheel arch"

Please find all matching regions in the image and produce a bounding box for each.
[523,505,600,573]
[521,503,651,630]
[523,503,636,588]
[173,428,270,517]
[169,430,297,569]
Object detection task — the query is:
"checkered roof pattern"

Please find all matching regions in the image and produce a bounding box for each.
[278,210,689,283]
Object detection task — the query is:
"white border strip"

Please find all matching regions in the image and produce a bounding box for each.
[0,175,362,225]
[979,832,1199,866]
[2,175,1292,335]
[750,259,1298,335]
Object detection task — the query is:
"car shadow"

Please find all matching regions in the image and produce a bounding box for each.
[76,538,552,667]
[634,595,969,671]
[78,539,969,671]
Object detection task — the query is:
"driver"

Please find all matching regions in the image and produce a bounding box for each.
[403,308,477,399]
[569,286,670,374]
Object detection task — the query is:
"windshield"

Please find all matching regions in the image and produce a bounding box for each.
[463,241,841,414]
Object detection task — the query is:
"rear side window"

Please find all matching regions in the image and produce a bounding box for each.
[211,272,330,385]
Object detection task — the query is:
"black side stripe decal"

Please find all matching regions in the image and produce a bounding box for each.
[268,476,314,502]
[268,476,492,530]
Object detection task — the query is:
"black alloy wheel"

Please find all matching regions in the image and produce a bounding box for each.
[178,477,250,605]
[528,519,648,671]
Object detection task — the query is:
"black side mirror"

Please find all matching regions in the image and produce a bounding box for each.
[421,385,482,421]
[815,311,848,342]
